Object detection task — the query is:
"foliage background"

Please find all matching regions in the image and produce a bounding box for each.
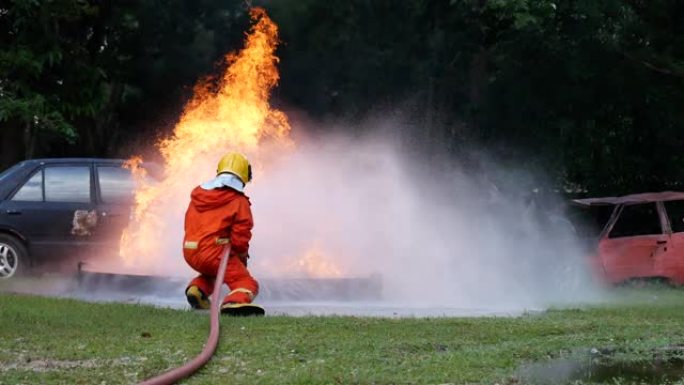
[1,0,683,195]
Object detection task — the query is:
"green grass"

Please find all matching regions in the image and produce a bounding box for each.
[1,288,684,384]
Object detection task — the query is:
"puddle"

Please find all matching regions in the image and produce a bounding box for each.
[588,361,684,383]
[515,351,684,384]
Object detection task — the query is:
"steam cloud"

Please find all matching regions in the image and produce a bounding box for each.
[5,121,602,314]
[246,129,600,310]
[114,122,601,311]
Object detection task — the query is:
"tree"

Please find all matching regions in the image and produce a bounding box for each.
[0,0,102,160]
[0,0,249,167]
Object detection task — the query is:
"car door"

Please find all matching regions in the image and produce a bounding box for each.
[37,164,97,255]
[92,164,136,254]
[659,199,684,284]
[0,163,96,260]
[598,202,667,283]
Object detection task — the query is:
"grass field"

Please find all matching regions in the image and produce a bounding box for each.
[1,287,684,385]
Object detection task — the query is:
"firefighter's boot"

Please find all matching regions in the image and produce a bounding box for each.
[185,285,211,310]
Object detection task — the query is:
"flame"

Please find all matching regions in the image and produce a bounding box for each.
[120,8,291,268]
[122,155,152,194]
[254,244,345,279]
[295,247,344,278]
[122,156,144,174]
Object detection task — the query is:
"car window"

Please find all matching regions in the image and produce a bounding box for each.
[97,166,135,203]
[11,171,43,201]
[609,203,662,238]
[567,204,614,239]
[45,166,91,203]
[665,200,684,233]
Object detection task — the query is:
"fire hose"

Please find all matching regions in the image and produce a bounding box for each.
[138,244,231,385]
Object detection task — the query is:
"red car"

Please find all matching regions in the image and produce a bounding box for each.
[574,192,684,285]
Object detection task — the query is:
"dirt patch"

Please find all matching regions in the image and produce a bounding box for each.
[511,346,684,385]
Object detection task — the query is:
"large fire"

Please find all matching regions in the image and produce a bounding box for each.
[118,8,341,279]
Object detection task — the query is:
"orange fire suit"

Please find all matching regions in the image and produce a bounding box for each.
[183,185,258,304]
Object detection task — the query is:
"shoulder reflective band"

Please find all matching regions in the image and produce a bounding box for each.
[184,241,198,249]
[216,238,230,245]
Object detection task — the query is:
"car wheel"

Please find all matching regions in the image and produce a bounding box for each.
[0,234,29,279]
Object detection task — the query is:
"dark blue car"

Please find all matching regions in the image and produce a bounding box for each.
[0,158,155,278]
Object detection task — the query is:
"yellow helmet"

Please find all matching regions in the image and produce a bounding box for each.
[216,152,252,184]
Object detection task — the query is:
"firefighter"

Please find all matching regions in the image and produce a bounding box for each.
[183,152,259,313]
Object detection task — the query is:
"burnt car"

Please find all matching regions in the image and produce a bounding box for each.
[574,192,684,285]
[0,158,155,278]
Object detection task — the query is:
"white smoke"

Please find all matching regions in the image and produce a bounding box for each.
[84,120,602,312]
[245,129,601,310]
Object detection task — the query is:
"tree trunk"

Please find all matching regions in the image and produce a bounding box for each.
[469,46,488,109]
[94,82,124,155]
[23,122,37,159]
[425,76,435,146]
[0,123,23,169]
